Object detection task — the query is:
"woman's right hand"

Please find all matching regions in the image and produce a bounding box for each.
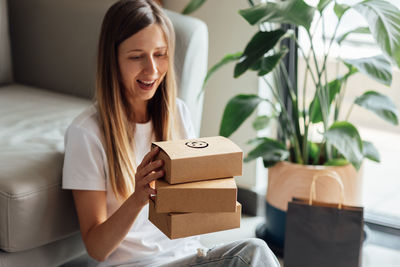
[132,146,164,207]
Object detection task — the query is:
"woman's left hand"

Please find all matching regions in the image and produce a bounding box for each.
[131,146,164,207]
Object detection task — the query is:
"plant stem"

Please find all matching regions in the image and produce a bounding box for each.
[334,79,347,121]
[262,98,280,112]
[295,39,318,88]
[299,32,328,131]
[320,19,341,82]
[345,103,355,121]
[278,61,303,152]
[313,140,326,165]
[307,31,322,83]
[300,15,323,164]
[316,82,328,129]
[302,69,309,163]
[263,75,303,164]
[322,19,342,161]
[318,17,342,124]
[312,17,343,125]
[308,16,343,162]
[302,68,309,118]
[278,61,298,105]
[263,75,292,129]
[302,125,309,164]
[306,34,328,132]
[322,14,327,79]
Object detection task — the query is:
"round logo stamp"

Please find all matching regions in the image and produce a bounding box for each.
[185,140,209,149]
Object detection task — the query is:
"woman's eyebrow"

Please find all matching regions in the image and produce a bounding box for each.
[126,49,142,53]
[126,46,167,54]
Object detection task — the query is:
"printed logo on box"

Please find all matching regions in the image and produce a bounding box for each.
[185,141,208,149]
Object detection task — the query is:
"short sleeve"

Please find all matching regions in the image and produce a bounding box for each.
[176,99,197,139]
[62,125,107,191]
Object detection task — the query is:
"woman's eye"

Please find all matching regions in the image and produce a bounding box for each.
[155,53,167,57]
[129,56,141,60]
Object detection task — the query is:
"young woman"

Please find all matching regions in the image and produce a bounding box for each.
[62,0,280,266]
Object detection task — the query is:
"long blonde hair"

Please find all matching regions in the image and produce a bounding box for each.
[95,0,177,202]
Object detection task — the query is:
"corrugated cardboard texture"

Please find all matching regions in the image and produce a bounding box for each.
[155,177,237,213]
[149,200,241,240]
[152,136,243,184]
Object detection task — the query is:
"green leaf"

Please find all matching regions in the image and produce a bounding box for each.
[362,140,380,162]
[343,55,392,86]
[318,0,332,13]
[309,79,341,123]
[182,0,207,15]
[309,68,357,123]
[334,3,350,19]
[250,47,288,75]
[354,0,400,68]
[247,136,278,148]
[324,158,350,166]
[247,137,265,146]
[203,52,242,89]
[354,90,399,125]
[239,0,316,30]
[244,137,289,166]
[252,115,271,130]
[234,30,286,78]
[336,27,371,45]
[324,121,364,170]
[257,48,288,76]
[219,94,263,137]
[344,64,359,77]
[308,142,319,162]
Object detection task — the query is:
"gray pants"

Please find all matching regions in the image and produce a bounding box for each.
[158,238,280,267]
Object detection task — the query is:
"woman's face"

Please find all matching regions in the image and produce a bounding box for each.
[118,24,169,104]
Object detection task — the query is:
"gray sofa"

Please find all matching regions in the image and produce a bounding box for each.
[0,0,208,266]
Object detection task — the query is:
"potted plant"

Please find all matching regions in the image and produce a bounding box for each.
[183,0,400,252]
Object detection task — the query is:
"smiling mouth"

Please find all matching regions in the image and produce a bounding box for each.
[137,80,156,90]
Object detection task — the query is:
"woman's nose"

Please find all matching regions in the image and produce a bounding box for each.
[143,56,158,75]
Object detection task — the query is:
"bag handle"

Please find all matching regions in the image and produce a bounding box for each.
[308,170,345,209]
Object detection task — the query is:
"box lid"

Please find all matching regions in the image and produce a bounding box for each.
[152,136,242,160]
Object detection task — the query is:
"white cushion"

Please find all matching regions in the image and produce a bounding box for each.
[0,84,90,252]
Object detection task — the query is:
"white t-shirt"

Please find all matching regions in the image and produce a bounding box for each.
[62,99,205,267]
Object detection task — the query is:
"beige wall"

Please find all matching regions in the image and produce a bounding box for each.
[164,0,261,189]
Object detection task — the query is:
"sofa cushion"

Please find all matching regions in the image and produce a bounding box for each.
[0,84,90,252]
[0,0,13,85]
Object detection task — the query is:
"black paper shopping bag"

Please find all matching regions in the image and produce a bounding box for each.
[284,171,364,267]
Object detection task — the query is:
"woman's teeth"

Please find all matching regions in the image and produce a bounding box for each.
[138,80,155,86]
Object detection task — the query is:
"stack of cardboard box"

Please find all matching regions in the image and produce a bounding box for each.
[148,136,243,239]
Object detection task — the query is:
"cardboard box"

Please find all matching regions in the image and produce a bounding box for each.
[149,199,241,239]
[155,177,237,213]
[152,136,243,184]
